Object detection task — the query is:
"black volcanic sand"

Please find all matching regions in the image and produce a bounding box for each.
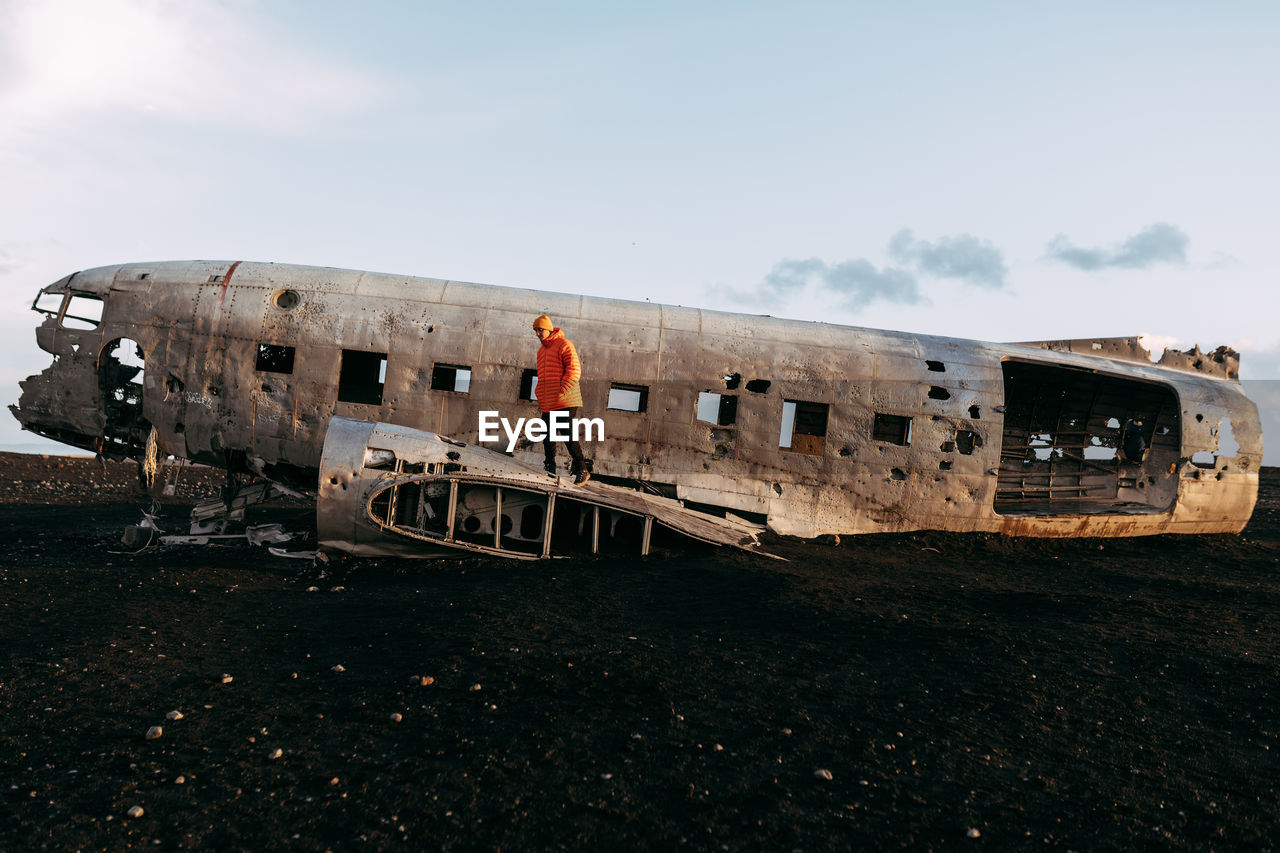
[1,452,1278,850]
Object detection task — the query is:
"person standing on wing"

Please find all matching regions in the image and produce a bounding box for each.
[532,314,590,485]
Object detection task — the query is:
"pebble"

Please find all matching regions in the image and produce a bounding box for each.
[145,726,163,740]
[268,748,283,759]
[166,710,184,721]
[967,828,981,839]
[421,676,434,686]
[470,683,482,692]
[307,586,318,592]
[127,805,144,818]
[175,776,185,784]
[331,664,345,673]
[814,768,833,781]
[390,712,403,723]
[221,674,233,684]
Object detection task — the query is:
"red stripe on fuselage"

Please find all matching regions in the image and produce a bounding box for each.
[218,260,243,303]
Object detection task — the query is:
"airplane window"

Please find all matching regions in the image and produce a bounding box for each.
[696,392,737,426]
[519,369,538,401]
[873,413,912,446]
[956,429,983,455]
[607,383,648,412]
[338,350,387,405]
[34,291,64,316]
[62,294,103,330]
[780,400,828,454]
[431,363,472,393]
[256,344,296,374]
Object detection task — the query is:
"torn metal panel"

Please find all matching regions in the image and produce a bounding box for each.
[1013,336,1241,381]
[318,417,770,559]
[11,259,1263,544]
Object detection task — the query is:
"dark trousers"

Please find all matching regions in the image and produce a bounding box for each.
[541,407,586,472]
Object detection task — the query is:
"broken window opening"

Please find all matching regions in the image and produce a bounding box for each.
[1191,417,1240,468]
[955,429,982,456]
[1217,417,1240,458]
[745,379,771,394]
[968,405,981,419]
[607,383,648,413]
[338,350,387,406]
[98,338,149,455]
[696,392,738,426]
[33,291,64,316]
[1083,435,1117,461]
[928,386,951,400]
[926,360,946,372]
[519,369,539,401]
[779,400,828,455]
[431,363,472,394]
[724,373,742,390]
[872,413,913,446]
[1190,451,1216,468]
[63,294,104,330]
[256,344,296,374]
[995,360,1180,516]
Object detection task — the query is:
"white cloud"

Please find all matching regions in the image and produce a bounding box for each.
[0,0,385,140]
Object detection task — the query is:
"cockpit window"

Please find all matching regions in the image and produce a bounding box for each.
[62,294,104,330]
[34,291,65,316]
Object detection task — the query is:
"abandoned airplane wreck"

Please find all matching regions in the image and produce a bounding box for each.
[11,260,1262,558]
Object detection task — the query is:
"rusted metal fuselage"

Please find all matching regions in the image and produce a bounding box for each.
[12,260,1262,542]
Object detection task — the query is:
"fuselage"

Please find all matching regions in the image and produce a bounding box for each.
[12,260,1262,537]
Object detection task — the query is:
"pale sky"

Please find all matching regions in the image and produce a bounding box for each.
[2,0,1276,461]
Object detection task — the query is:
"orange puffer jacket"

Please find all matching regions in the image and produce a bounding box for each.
[535,329,584,411]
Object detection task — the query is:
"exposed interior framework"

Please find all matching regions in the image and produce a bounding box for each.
[996,360,1181,516]
[98,337,149,457]
[366,476,712,558]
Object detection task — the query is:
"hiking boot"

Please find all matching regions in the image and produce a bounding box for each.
[573,469,591,486]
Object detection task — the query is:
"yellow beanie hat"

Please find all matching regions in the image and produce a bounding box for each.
[532,314,553,331]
